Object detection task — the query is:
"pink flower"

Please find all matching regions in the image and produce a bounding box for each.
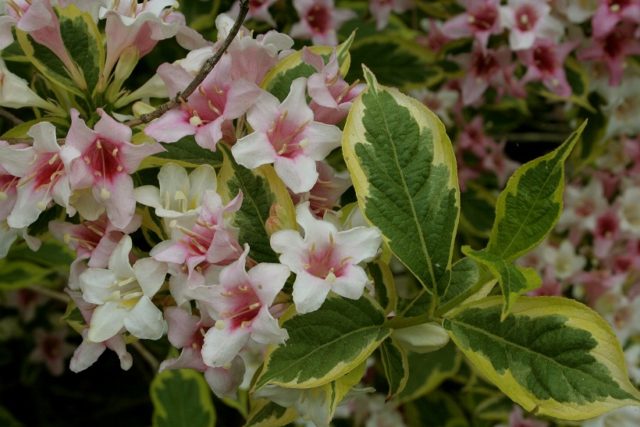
[592,0,640,38]
[29,328,74,376]
[0,122,73,229]
[442,0,502,48]
[458,43,515,105]
[231,78,342,193]
[200,247,290,368]
[519,39,577,97]
[303,48,365,125]
[161,307,245,397]
[291,0,356,45]
[500,0,563,50]
[369,0,414,30]
[151,191,243,279]
[229,0,279,26]
[497,405,548,427]
[593,209,621,259]
[0,142,21,222]
[270,202,382,313]
[66,289,133,373]
[292,161,351,217]
[578,22,640,86]
[1,0,79,82]
[101,0,208,77]
[62,109,163,229]
[144,55,261,151]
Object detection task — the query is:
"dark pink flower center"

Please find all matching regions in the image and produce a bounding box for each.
[33,152,64,190]
[83,138,124,183]
[515,4,538,31]
[188,84,229,124]
[603,28,626,58]
[533,45,557,74]
[250,0,267,9]
[226,284,261,330]
[471,50,499,77]
[306,4,330,34]
[305,242,347,279]
[268,112,306,158]
[596,212,618,237]
[0,172,18,195]
[470,4,498,32]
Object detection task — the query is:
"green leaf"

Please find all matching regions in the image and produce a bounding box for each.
[218,146,296,264]
[486,122,585,260]
[6,241,74,271]
[380,338,409,398]
[462,248,541,317]
[15,30,83,97]
[244,400,297,427]
[0,260,50,290]
[255,296,390,389]
[139,136,223,170]
[261,34,353,101]
[368,260,397,314]
[58,4,104,94]
[405,391,470,427]
[347,36,442,90]
[0,406,22,427]
[343,67,459,292]
[438,257,479,304]
[396,341,461,403]
[150,369,216,427]
[443,296,640,420]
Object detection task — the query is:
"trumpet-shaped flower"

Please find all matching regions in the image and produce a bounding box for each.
[369,0,413,30]
[151,191,243,278]
[161,306,246,397]
[79,235,168,342]
[303,49,364,125]
[62,109,163,229]
[135,163,217,221]
[442,0,502,48]
[591,0,640,38]
[270,202,382,313]
[0,122,73,229]
[144,54,260,151]
[500,0,563,50]
[201,246,290,368]
[290,0,356,46]
[100,0,207,76]
[0,58,58,111]
[519,39,576,97]
[231,78,342,193]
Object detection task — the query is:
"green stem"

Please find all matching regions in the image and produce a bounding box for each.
[384,313,434,329]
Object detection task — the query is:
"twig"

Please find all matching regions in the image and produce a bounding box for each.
[124,0,250,128]
[26,285,70,303]
[131,340,160,371]
[0,108,23,126]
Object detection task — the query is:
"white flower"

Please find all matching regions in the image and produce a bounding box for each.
[618,187,640,235]
[543,240,586,280]
[135,163,217,220]
[270,202,382,313]
[79,235,167,342]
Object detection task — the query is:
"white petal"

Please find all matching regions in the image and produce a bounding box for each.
[300,122,342,160]
[124,296,166,340]
[133,257,167,297]
[79,268,117,304]
[331,264,368,300]
[232,131,276,169]
[295,201,337,243]
[281,77,314,125]
[292,271,331,314]
[203,357,245,398]
[188,164,217,203]
[158,163,189,205]
[88,302,126,342]
[335,226,382,263]
[246,91,280,132]
[134,185,161,209]
[202,325,250,368]
[248,263,290,304]
[270,230,306,272]
[29,121,60,153]
[274,155,318,193]
[70,331,106,373]
[251,308,288,345]
[108,235,135,279]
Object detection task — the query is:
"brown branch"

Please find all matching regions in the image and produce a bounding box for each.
[124,0,250,128]
[0,107,24,126]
